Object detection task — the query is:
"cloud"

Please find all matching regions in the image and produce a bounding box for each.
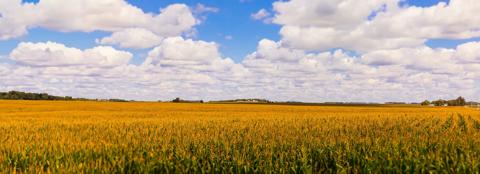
[0,1,197,44]
[361,46,463,74]
[10,42,132,67]
[2,38,480,102]
[97,4,219,49]
[96,28,164,49]
[273,0,390,29]
[251,9,273,23]
[143,37,247,80]
[1,37,250,101]
[241,39,376,101]
[191,3,219,25]
[273,0,480,52]
[144,37,221,66]
[240,39,480,102]
[36,1,196,36]
[361,41,480,72]
[0,0,37,40]
[0,63,10,75]
[454,42,480,63]
[193,3,219,14]
[147,4,197,36]
[95,3,198,48]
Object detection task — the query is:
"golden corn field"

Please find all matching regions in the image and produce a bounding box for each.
[1,100,480,173]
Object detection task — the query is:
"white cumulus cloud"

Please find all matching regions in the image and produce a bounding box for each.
[0,0,198,49]
[10,42,132,67]
[96,28,164,49]
[273,0,480,52]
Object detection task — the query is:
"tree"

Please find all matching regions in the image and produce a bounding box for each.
[455,96,466,106]
[428,96,467,106]
[421,100,431,106]
[0,91,95,101]
[432,99,446,106]
[172,98,181,103]
[40,93,49,100]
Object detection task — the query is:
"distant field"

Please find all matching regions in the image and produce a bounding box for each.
[0,100,479,173]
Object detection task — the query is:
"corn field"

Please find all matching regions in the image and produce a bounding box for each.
[0,100,479,173]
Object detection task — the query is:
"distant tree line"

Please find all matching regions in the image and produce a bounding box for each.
[421,96,466,106]
[0,91,75,100]
[172,98,204,103]
[0,91,129,102]
[107,99,129,102]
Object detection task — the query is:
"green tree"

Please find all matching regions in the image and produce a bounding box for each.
[455,96,466,106]
[421,100,431,106]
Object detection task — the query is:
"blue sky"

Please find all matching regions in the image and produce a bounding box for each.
[14,0,281,64]
[403,0,449,6]
[126,0,281,63]
[9,0,475,64]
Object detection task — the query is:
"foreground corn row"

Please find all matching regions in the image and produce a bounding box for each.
[0,101,479,173]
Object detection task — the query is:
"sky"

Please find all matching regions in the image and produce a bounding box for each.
[1,0,480,102]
